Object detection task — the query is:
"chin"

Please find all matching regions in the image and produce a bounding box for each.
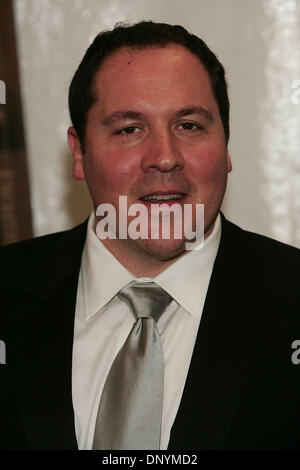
[136,237,188,262]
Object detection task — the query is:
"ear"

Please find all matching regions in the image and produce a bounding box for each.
[226,149,232,173]
[68,126,85,180]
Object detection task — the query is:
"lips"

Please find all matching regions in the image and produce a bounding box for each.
[139,189,187,201]
[141,193,184,201]
[138,193,187,207]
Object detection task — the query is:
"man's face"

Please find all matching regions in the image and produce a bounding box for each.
[68,44,232,264]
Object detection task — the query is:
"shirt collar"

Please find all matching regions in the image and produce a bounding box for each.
[81,212,136,320]
[81,211,221,320]
[154,214,221,319]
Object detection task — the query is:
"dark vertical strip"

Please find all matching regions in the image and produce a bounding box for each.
[0,0,33,245]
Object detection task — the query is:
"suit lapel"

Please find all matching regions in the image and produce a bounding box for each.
[10,221,88,449]
[168,215,278,449]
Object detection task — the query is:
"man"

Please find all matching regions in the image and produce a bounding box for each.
[0,21,300,450]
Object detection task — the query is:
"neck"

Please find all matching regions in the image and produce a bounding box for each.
[100,239,189,277]
[95,216,217,278]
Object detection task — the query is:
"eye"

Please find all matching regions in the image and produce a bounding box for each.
[116,126,140,135]
[178,122,202,132]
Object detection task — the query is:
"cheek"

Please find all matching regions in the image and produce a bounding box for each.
[189,146,228,183]
[84,149,133,191]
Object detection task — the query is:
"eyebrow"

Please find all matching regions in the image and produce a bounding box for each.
[101,106,213,126]
[101,111,144,126]
[175,106,213,122]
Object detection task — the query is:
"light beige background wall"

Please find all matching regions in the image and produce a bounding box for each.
[13,0,300,247]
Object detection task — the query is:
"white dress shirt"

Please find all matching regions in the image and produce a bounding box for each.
[72,211,221,450]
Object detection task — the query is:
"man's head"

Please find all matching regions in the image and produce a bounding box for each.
[68,21,232,276]
[68,21,230,151]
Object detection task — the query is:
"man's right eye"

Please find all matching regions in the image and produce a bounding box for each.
[116,126,139,135]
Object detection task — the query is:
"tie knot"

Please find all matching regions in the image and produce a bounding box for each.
[117,281,173,323]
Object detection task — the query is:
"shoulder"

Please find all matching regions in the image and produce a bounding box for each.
[221,215,300,291]
[225,215,299,253]
[0,220,88,289]
[226,217,299,259]
[1,227,69,258]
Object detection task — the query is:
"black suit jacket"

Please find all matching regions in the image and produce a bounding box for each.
[1,213,300,450]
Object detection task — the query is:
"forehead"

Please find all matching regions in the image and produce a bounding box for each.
[92,44,216,113]
[100,43,204,70]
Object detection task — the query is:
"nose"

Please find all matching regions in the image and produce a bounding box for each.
[141,128,185,173]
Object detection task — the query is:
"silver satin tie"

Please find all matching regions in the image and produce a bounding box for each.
[92,280,173,450]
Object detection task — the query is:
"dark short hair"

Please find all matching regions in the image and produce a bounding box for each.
[68,21,230,151]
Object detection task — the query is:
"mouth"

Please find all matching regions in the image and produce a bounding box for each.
[139,192,187,205]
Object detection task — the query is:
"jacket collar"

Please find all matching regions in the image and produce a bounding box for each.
[168,214,275,449]
[11,220,88,449]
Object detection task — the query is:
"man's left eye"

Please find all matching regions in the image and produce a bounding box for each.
[178,122,201,131]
